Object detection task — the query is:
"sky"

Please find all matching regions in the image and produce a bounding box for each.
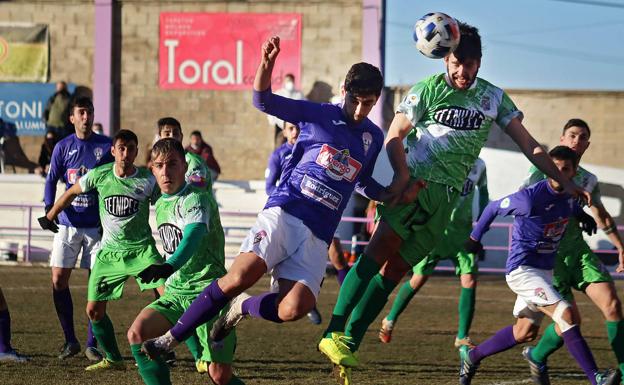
[384,0,624,90]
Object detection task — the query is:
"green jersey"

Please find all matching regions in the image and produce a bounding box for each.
[523,165,602,247]
[79,163,159,250]
[186,151,213,191]
[156,184,226,296]
[398,73,522,191]
[452,158,488,225]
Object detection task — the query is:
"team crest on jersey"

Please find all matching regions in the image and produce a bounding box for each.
[316,144,362,182]
[158,223,183,254]
[362,132,372,155]
[94,147,104,161]
[405,94,419,106]
[481,96,491,111]
[67,166,89,184]
[104,195,140,217]
[500,198,511,209]
[534,287,547,301]
[433,107,485,130]
[253,230,267,244]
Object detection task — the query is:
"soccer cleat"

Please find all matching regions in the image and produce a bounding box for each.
[459,346,479,385]
[85,358,126,371]
[141,331,179,360]
[521,346,550,385]
[58,341,81,360]
[318,332,359,367]
[379,318,394,344]
[595,368,620,385]
[332,364,352,385]
[84,346,103,362]
[0,349,30,363]
[210,292,251,343]
[195,360,208,373]
[307,307,322,325]
[454,336,476,349]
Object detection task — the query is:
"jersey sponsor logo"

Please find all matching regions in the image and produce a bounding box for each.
[67,166,89,184]
[94,147,104,162]
[253,230,267,244]
[72,194,96,208]
[103,195,140,217]
[158,223,183,254]
[332,119,346,126]
[543,218,568,238]
[300,174,342,210]
[316,144,362,182]
[362,132,372,156]
[534,287,547,301]
[433,107,485,130]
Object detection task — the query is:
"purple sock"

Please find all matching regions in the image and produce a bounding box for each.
[53,287,78,344]
[86,319,97,348]
[336,267,349,286]
[469,325,517,364]
[0,309,12,353]
[241,292,283,323]
[170,280,229,341]
[562,326,598,384]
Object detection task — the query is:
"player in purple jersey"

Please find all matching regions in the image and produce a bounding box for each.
[140,35,423,360]
[459,146,619,385]
[43,97,113,361]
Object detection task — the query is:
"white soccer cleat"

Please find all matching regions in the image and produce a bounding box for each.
[141,331,179,359]
[210,292,251,344]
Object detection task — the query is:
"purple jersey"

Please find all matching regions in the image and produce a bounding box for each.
[265,142,294,195]
[471,179,580,273]
[253,89,385,244]
[44,133,114,228]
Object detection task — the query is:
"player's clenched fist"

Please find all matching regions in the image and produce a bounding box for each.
[138,263,174,283]
[38,216,59,233]
[261,36,280,67]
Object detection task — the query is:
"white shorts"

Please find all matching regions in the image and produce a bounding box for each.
[239,207,329,299]
[49,225,101,269]
[506,265,563,325]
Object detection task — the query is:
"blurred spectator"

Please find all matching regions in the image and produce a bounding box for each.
[268,73,305,148]
[38,130,57,176]
[0,118,41,174]
[43,81,72,138]
[185,130,221,182]
[265,121,300,195]
[92,122,104,136]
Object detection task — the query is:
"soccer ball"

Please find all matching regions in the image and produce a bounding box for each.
[413,12,460,59]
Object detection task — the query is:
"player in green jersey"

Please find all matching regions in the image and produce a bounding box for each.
[127,138,242,385]
[39,130,164,371]
[319,21,593,379]
[379,158,488,348]
[520,118,624,385]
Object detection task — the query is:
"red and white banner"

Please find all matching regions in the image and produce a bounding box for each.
[159,13,301,90]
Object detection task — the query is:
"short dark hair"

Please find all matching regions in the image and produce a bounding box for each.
[151,138,185,162]
[190,130,202,138]
[454,22,482,61]
[69,97,94,114]
[113,129,138,146]
[344,62,384,98]
[549,145,579,168]
[157,117,182,134]
[563,118,591,138]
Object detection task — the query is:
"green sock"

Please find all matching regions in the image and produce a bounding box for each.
[345,273,399,352]
[184,332,203,361]
[531,322,564,364]
[131,344,171,385]
[386,281,417,323]
[227,375,246,385]
[606,319,624,377]
[457,287,476,339]
[323,254,380,338]
[91,315,122,362]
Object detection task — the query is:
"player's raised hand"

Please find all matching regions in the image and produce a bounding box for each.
[563,180,592,207]
[616,249,624,273]
[138,263,174,283]
[261,36,280,67]
[38,215,59,233]
[577,210,597,236]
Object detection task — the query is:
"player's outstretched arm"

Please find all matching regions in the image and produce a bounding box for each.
[590,204,624,272]
[505,118,592,206]
[254,36,280,92]
[384,113,414,195]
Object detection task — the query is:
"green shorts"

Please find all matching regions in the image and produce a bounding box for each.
[412,217,477,276]
[147,291,236,364]
[378,181,460,267]
[87,244,165,301]
[553,242,612,301]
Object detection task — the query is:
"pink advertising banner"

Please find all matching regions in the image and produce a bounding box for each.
[159,13,301,90]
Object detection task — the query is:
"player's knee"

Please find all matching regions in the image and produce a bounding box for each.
[86,306,104,321]
[208,363,232,385]
[460,274,477,289]
[52,276,69,291]
[126,324,144,344]
[552,301,576,332]
[514,321,539,343]
[277,301,307,322]
[602,296,622,320]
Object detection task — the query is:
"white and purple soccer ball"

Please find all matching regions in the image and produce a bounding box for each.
[413,12,460,59]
